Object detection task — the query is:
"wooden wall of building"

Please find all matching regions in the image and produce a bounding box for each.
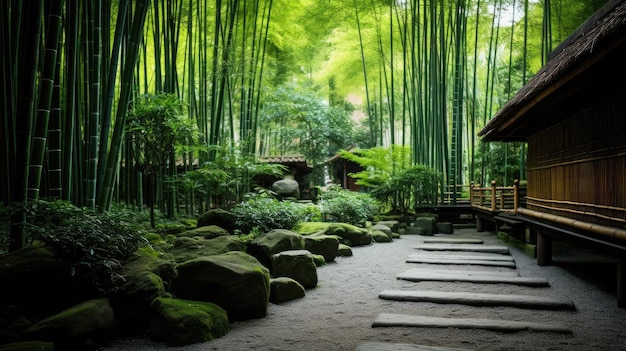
[526,91,626,229]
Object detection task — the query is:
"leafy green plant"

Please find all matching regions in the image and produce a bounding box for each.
[24,200,145,291]
[319,185,379,225]
[185,143,288,211]
[371,165,441,215]
[338,145,412,188]
[230,197,305,234]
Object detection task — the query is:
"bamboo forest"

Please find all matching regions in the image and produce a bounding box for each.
[3,1,626,350]
[0,0,608,252]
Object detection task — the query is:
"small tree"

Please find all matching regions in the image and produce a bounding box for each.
[371,165,441,216]
[126,93,195,227]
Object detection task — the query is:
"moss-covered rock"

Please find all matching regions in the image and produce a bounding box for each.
[25,297,115,350]
[269,277,305,304]
[179,225,230,240]
[271,250,318,289]
[414,217,436,236]
[337,244,353,257]
[303,234,339,262]
[372,229,392,242]
[294,222,372,247]
[374,220,400,232]
[0,246,97,319]
[148,297,229,346]
[372,223,393,237]
[0,341,54,351]
[197,209,235,233]
[122,250,178,285]
[167,236,246,263]
[110,271,166,336]
[171,251,270,321]
[246,229,305,268]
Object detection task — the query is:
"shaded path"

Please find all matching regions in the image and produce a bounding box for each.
[106,228,626,351]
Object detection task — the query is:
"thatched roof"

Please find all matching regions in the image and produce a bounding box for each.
[479,0,626,141]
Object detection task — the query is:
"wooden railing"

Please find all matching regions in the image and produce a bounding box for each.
[470,179,521,214]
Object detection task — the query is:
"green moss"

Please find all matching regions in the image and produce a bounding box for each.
[292,222,331,235]
[149,297,229,346]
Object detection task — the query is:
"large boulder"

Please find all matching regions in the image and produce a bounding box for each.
[303,234,339,262]
[271,250,318,289]
[110,271,166,336]
[247,229,305,268]
[167,236,246,263]
[0,246,98,319]
[295,222,373,247]
[180,225,230,240]
[25,297,115,350]
[375,220,400,232]
[271,179,300,199]
[372,223,393,237]
[414,217,436,236]
[171,251,270,321]
[372,229,392,242]
[148,297,229,346]
[197,209,235,233]
[121,248,178,286]
[269,277,305,304]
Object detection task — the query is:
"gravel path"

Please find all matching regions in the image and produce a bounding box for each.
[105,228,626,351]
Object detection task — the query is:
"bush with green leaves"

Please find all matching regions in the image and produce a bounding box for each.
[230,197,304,235]
[319,185,379,225]
[24,200,145,291]
[371,165,441,215]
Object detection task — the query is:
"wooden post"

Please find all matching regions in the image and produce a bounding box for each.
[470,182,474,206]
[513,179,519,213]
[490,180,497,212]
[536,231,553,266]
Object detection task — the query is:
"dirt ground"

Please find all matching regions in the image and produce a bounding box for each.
[104,228,626,351]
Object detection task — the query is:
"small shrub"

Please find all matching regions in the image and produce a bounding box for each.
[319,185,379,225]
[230,197,304,234]
[24,200,146,291]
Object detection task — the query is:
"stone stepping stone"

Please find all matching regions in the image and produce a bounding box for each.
[422,238,484,244]
[397,270,549,287]
[408,253,514,262]
[379,290,575,310]
[400,268,519,277]
[372,313,571,333]
[406,256,516,268]
[355,341,473,351]
[414,244,509,254]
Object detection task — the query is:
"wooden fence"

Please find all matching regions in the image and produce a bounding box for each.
[470,180,522,214]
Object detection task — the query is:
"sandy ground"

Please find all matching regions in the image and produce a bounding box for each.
[105,228,626,351]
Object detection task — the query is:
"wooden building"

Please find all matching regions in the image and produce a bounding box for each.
[325,149,363,192]
[479,0,626,307]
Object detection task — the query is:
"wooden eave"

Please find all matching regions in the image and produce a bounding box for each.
[479,0,626,142]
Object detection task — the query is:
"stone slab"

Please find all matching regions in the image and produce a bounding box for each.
[372,313,571,333]
[408,253,514,262]
[405,268,519,277]
[379,290,575,310]
[355,341,473,351]
[422,238,484,244]
[406,257,516,268]
[397,270,549,286]
[414,244,509,254]
[400,268,519,277]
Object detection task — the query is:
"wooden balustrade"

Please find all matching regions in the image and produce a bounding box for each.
[470,179,521,214]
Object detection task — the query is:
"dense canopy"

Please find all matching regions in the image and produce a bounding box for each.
[0,0,608,249]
